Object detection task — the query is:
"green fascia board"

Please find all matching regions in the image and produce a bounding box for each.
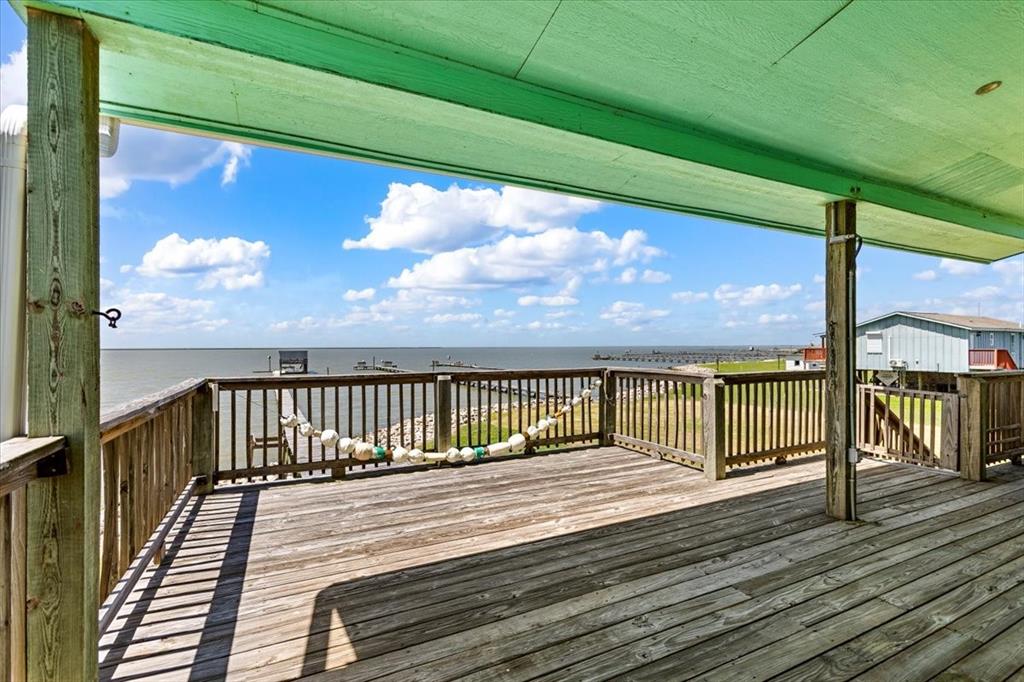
[14,0,1024,262]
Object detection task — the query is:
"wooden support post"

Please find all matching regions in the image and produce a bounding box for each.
[702,378,726,480]
[600,370,616,446]
[957,375,988,481]
[191,383,215,494]
[825,200,857,520]
[25,9,100,680]
[435,376,452,453]
[940,393,961,472]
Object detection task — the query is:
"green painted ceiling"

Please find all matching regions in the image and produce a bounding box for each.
[13,0,1024,261]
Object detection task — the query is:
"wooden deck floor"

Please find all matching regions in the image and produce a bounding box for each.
[100,447,1024,681]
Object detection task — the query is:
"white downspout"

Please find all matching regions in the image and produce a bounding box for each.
[1,105,28,442]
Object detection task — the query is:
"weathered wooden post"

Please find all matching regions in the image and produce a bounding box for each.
[192,383,216,493]
[25,9,101,679]
[957,374,988,481]
[825,200,857,520]
[600,370,616,446]
[435,375,452,453]
[702,378,726,480]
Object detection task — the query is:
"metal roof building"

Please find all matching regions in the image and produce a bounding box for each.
[857,311,1023,373]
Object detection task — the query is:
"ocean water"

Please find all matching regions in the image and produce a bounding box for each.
[100,346,778,412]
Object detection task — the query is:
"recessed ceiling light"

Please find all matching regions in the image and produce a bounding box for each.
[975,80,1002,95]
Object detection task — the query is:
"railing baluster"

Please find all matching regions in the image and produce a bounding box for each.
[398,383,405,448]
[277,388,285,475]
[421,382,427,450]
[244,390,253,482]
[230,390,237,480]
[333,386,340,463]
[320,386,326,473]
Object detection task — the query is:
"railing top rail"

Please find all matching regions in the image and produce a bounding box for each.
[858,384,953,399]
[606,367,708,383]
[718,369,825,384]
[957,370,1024,382]
[213,372,437,390]
[211,366,606,390]
[1,435,67,497]
[100,377,207,444]
[452,367,603,381]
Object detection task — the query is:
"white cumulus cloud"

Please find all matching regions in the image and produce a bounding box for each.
[961,285,1003,300]
[617,268,637,284]
[111,290,227,332]
[342,288,376,302]
[757,313,798,324]
[599,301,670,330]
[993,257,1023,286]
[343,183,602,253]
[714,282,802,307]
[0,41,26,110]
[424,312,483,325]
[672,290,709,303]
[100,127,252,199]
[387,227,661,290]
[913,270,937,281]
[133,233,270,290]
[939,258,983,276]
[517,295,579,307]
[640,269,671,284]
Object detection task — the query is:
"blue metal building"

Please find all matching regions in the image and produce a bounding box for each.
[856,312,1023,373]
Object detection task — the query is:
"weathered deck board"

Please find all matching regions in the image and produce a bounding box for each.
[98,447,1024,681]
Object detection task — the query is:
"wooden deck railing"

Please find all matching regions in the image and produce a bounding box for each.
[212,372,437,480]
[1,436,68,682]
[210,368,604,482]
[96,378,211,634]
[856,384,958,469]
[958,371,1024,480]
[449,369,603,451]
[719,371,826,466]
[604,369,710,472]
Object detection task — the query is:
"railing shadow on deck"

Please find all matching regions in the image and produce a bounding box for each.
[98,488,260,682]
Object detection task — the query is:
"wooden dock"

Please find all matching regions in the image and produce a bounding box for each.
[99,447,1024,681]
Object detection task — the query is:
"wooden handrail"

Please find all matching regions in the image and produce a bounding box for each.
[211,367,604,390]
[719,369,825,384]
[607,368,707,383]
[0,436,68,497]
[100,378,207,443]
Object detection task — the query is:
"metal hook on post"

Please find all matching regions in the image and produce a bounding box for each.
[92,307,122,328]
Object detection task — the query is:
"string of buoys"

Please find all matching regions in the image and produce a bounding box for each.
[279,379,602,465]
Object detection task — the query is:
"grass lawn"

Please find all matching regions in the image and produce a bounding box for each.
[701,358,786,373]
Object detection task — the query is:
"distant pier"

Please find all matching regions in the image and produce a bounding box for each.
[592,348,795,365]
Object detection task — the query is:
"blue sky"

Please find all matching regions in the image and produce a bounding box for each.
[2,5,1021,349]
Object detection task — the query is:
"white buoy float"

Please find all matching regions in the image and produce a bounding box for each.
[319,429,340,448]
[277,378,602,467]
[353,441,374,461]
[487,442,511,457]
